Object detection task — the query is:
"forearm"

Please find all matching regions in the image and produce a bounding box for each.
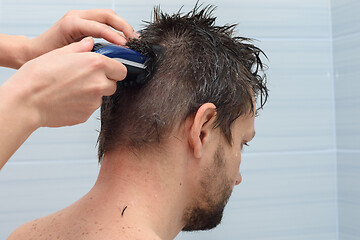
[0,34,32,69]
[0,83,40,170]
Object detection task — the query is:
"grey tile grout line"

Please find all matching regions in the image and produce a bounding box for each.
[328,0,339,239]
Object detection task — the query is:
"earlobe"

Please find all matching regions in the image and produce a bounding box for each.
[188,103,217,159]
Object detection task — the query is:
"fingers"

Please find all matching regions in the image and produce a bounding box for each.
[76,9,137,38]
[27,9,137,63]
[101,78,117,96]
[65,17,128,45]
[49,37,94,55]
[65,9,138,44]
[46,42,127,82]
[97,54,128,81]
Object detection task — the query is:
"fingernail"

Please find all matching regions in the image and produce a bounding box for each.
[133,31,140,38]
[81,37,93,42]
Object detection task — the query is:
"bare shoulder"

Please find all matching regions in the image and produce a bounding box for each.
[7,218,41,240]
[7,211,64,240]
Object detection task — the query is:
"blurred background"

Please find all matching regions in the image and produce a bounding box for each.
[0,0,359,239]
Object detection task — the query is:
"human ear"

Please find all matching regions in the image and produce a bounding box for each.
[188,103,217,159]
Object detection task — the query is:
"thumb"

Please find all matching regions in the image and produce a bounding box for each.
[51,37,94,55]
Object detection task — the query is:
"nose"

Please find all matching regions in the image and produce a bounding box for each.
[235,172,242,185]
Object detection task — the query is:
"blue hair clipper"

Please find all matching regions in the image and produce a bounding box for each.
[92,43,148,87]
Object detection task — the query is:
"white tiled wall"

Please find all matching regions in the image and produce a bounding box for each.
[0,0,113,36]
[333,34,360,150]
[332,0,360,239]
[179,152,337,240]
[0,161,100,234]
[0,0,352,239]
[250,39,334,153]
[331,0,360,38]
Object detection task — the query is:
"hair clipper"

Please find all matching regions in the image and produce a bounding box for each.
[92,43,148,87]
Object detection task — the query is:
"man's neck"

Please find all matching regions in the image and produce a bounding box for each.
[82,149,189,240]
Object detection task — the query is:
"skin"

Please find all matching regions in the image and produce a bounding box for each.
[0,9,137,69]
[0,9,138,170]
[7,103,256,240]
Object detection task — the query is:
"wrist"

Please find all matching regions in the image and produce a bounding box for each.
[9,35,33,68]
[0,80,41,133]
[11,35,33,68]
[0,34,33,69]
[18,36,35,67]
[0,80,41,167]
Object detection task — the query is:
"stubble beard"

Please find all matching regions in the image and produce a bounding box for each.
[182,146,233,231]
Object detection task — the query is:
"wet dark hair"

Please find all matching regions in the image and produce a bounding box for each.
[97,4,268,162]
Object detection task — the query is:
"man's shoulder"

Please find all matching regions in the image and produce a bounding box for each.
[7,218,39,240]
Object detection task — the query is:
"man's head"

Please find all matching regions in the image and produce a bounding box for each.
[182,104,256,231]
[97,4,267,232]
